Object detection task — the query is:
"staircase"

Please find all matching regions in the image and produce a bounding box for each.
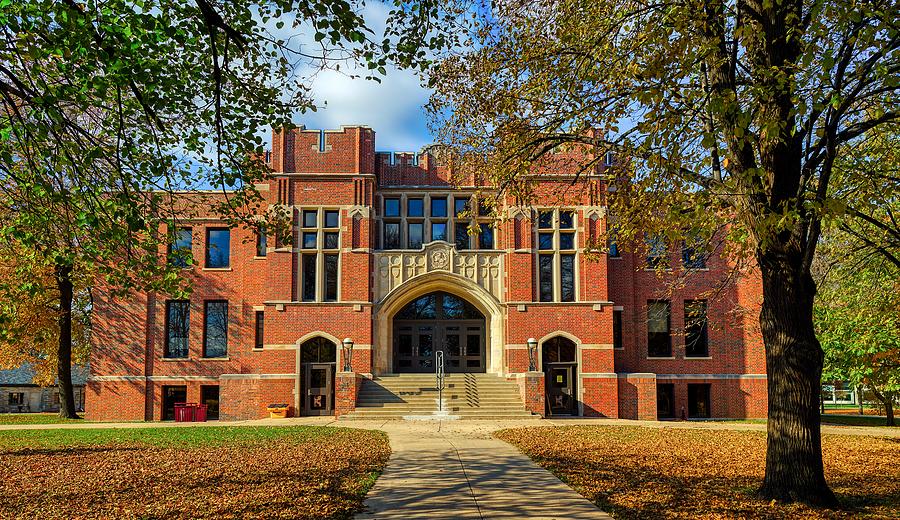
[341,373,539,420]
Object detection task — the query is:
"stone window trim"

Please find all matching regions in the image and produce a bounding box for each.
[375,191,498,251]
[296,207,342,303]
[533,207,578,303]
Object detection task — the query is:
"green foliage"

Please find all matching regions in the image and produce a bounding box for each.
[428,0,898,263]
[0,0,448,383]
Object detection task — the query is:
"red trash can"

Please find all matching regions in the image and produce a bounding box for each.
[174,403,194,422]
[194,404,208,422]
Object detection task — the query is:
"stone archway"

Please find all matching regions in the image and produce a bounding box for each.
[292,332,341,415]
[373,271,505,375]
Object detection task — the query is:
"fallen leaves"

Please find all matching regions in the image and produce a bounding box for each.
[495,426,900,519]
[0,426,390,520]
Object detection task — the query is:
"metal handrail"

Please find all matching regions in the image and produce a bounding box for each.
[435,350,445,412]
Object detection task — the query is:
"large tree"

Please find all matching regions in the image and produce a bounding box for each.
[427,0,899,505]
[1,0,446,417]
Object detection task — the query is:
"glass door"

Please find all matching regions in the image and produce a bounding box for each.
[303,363,335,415]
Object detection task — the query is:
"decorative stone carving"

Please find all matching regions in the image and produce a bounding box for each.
[373,241,504,303]
[430,249,449,270]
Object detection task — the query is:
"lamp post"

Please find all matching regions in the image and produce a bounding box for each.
[342,338,354,372]
[527,337,538,372]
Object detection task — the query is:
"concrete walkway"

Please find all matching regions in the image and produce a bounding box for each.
[354,420,608,519]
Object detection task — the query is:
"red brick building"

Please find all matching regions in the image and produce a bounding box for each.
[86,125,766,422]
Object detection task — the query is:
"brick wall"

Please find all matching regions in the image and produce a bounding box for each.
[87,125,767,422]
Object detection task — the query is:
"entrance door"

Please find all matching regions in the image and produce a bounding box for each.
[394,322,484,373]
[546,364,576,415]
[162,385,187,421]
[392,292,486,373]
[304,363,335,416]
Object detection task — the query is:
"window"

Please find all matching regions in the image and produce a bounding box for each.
[324,254,338,302]
[168,228,193,267]
[408,198,424,217]
[607,228,620,258]
[646,234,668,268]
[682,235,708,269]
[431,221,447,241]
[604,151,615,167]
[478,223,494,249]
[8,392,24,405]
[431,197,448,217]
[647,300,672,357]
[657,383,675,419]
[613,310,623,349]
[205,228,231,268]
[535,209,577,302]
[688,383,711,418]
[256,228,267,257]
[298,208,341,302]
[203,300,228,358]
[301,255,316,301]
[379,193,494,250]
[164,300,190,358]
[684,300,709,357]
[455,221,470,250]
[408,222,424,249]
[539,254,553,302]
[254,311,264,349]
[384,198,401,217]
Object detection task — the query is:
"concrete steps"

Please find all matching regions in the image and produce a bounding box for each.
[341,373,539,420]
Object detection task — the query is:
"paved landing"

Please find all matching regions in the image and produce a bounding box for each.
[355,421,609,519]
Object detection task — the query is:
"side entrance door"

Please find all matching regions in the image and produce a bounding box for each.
[303,363,335,416]
[545,363,576,415]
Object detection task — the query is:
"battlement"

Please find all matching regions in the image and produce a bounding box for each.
[268,125,376,175]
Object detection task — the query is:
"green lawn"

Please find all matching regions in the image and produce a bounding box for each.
[0,413,90,425]
[0,425,390,519]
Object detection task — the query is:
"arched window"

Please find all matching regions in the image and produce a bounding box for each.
[542,336,577,364]
[394,292,483,320]
[300,337,336,363]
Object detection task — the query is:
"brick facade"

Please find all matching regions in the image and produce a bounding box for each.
[86,125,767,422]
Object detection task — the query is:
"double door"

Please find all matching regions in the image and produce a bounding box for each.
[394,320,485,373]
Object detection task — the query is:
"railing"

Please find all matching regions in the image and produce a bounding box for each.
[435,350,445,412]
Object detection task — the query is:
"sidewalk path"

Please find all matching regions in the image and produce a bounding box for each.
[354,421,608,519]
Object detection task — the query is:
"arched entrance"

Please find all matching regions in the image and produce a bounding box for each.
[543,336,577,416]
[392,291,486,373]
[299,337,336,416]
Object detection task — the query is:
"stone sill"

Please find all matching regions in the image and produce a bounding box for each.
[202,267,233,272]
[646,356,676,360]
[684,356,713,360]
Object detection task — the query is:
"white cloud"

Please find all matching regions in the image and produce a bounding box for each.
[301,66,433,152]
[259,1,435,152]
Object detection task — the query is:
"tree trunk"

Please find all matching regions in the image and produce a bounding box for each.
[756,249,837,506]
[857,385,864,415]
[871,387,896,427]
[56,263,79,420]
